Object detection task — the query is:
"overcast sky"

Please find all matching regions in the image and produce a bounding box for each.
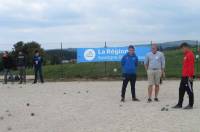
[0,0,200,50]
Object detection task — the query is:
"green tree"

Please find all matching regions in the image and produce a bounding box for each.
[12,41,46,67]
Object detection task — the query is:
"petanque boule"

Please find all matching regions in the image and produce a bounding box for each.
[31,113,34,116]
[26,103,30,107]
[161,107,165,111]
[7,127,12,131]
[0,116,4,120]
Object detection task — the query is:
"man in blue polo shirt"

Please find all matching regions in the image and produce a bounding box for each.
[121,45,140,102]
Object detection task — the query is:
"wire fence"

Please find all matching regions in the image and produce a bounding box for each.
[42,41,200,80]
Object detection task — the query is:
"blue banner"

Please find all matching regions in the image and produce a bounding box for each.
[77,45,151,63]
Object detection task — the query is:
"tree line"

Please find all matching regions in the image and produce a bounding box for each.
[0,41,77,71]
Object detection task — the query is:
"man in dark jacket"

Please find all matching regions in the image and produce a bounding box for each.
[2,51,14,84]
[121,45,140,102]
[172,43,195,110]
[16,51,26,84]
[33,50,44,84]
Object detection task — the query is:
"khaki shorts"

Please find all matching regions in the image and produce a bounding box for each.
[147,70,162,85]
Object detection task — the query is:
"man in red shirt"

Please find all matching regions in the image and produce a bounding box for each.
[173,43,195,109]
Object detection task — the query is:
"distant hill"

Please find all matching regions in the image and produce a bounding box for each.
[45,48,76,64]
[158,40,198,50]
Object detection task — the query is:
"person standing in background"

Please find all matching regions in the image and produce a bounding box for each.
[33,50,44,84]
[2,51,14,84]
[16,51,26,84]
[144,44,165,103]
[172,43,195,109]
[121,45,140,102]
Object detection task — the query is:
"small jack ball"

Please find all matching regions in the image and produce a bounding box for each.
[113,68,117,72]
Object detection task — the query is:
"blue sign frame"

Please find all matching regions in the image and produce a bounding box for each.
[77,45,151,63]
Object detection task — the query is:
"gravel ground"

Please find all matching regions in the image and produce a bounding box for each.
[0,81,199,132]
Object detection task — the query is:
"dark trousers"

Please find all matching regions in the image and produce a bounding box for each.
[121,74,136,99]
[18,66,26,83]
[178,77,194,107]
[34,67,44,83]
[4,69,14,83]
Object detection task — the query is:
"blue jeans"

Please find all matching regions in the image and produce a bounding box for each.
[34,67,44,83]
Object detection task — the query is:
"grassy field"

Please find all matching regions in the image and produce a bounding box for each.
[23,49,200,80]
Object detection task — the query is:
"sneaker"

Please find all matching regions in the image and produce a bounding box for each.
[183,105,193,110]
[121,98,125,102]
[147,98,152,103]
[172,104,182,109]
[132,98,140,102]
[154,98,159,102]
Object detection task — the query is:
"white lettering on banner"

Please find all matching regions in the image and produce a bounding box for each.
[97,49,128,55]
[98,49,106,55]
[98,56,118,60]
[106,49,128,55]
[97,55,124,61]
[97,49,128,56]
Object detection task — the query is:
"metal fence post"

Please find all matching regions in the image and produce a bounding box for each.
[104,41,107,76]
[60,42,64,80]
[196,40,199,77]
